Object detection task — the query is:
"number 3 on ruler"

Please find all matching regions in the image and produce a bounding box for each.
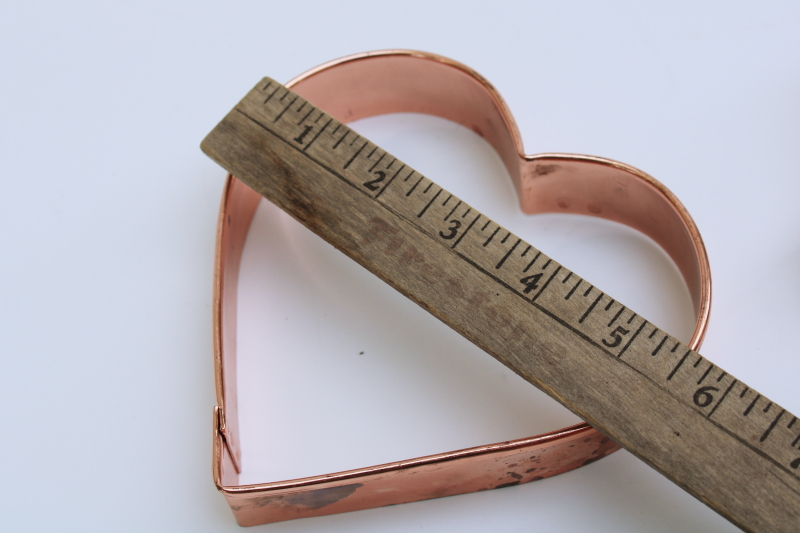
[439,220,461,240]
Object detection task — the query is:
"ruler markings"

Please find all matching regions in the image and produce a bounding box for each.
[332,130,348,149]
[301,118,331,152]
[418,189,442,218]
[263,85,280,104]
[607,307,625,327]
[530,266,561,302]
[374,164,405,199]
[522,301,792,467]
[483,227,500,246]
[452,214,481,249]
[708,380,738,418]
[298,106,314,124]
[368,152,385,172]
[496,239,520,269]
[406,174,425,196]
[697,363,715,384]
[761,410,786,442]
[617,320,647,358]
[343,141,368,169]
[650,333,669,356]
[220,105,619,370]
[203,79,800,531]
[273,95,298,122]
[579,293,604,324]
[565,279,582,300]
[744,395,761,416]
[523,251,540,272]
[444,200,461,220]
[667,349,692,380]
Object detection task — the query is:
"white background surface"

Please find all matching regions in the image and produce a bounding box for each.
[2,2,799,531]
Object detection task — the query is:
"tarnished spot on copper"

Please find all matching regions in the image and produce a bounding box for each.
[254,484,364,510]
[531,163,558,176]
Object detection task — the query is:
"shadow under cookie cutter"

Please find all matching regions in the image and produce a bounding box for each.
[211,50,712,526]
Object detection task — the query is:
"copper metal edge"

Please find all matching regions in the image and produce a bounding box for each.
[211,49,712,526]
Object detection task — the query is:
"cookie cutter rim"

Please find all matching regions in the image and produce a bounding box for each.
[211,49,712,526]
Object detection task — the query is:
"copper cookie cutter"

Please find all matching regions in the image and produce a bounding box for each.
[212,50,712,526]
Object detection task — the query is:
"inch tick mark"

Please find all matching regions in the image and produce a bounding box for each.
[452,214,481,249]
[708,380,737,418]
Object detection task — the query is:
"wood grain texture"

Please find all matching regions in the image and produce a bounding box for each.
[201,78,800,532]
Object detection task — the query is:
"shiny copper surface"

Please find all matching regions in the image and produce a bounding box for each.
[211,50,712,525]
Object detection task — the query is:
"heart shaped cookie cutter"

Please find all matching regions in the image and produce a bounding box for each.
[212,50,711,526]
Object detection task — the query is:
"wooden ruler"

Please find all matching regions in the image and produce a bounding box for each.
[201,78,800,532]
